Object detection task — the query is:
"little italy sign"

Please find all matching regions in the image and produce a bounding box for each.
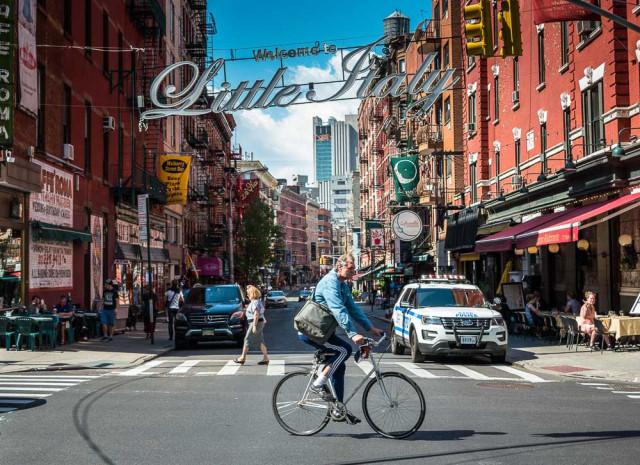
[140,36,458,126]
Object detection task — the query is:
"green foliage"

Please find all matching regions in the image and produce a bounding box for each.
[236,199,281,283]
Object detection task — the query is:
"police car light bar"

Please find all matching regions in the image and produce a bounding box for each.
[419,274,467,281]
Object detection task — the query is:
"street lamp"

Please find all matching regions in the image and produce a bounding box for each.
[611,127,640,157]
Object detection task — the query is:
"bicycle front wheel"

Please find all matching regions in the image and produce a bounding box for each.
[362,372,426,439]
[272,371,331,436]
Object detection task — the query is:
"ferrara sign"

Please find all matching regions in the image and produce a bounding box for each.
[140,36,458,125]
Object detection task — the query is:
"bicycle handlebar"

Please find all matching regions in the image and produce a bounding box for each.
[363,333,387,347]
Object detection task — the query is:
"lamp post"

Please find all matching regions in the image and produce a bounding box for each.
[611,127,640,157]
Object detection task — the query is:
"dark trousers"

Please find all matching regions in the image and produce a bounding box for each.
[167,309,178,339]
[298,333,353,402]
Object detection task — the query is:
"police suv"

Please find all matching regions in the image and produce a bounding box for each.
[391,275,508,363]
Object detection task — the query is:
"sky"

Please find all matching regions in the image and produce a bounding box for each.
[208,0,430,181]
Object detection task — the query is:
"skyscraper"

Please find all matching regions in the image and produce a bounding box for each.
[331,115,359,176]
[313,117,333,183]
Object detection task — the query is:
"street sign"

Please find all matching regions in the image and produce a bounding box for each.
[137,194,149,243]
[392,210,422,242]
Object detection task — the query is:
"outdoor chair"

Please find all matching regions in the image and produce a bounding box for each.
[14,317,39,351]
[38,318,57,350]
[558,315,571,345]
[0,316,14,349]
[594,319,616,354]
[564,317,590,351]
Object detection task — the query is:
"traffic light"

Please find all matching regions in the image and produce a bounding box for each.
[498,0,522,57]
[463,0,493,58]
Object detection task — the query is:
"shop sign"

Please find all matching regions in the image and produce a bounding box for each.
[29,160,73,227]
[90,215,103,302]
[29,239,73,289]
[391,155,420,202]
[253,41,337,61]
[197,256,222,277]
[137,194,148,243]
[158,154,191,205]
[18,0,37,115]
[392,210,422,242]
[140,36,458,126]
[0,0,15,147]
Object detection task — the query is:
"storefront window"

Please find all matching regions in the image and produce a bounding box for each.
[619,209,640,312]
[0,228,23,309]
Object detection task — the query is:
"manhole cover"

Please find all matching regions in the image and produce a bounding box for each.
[477,381,535,390]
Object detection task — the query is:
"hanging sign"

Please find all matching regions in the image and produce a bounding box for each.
[253,41,337,61]
[158,154,191,204]
[366,220,384,250]
[392,210,423,242]
[139,36,459,127]
[137,194,149,243]
[391,155,420,202]
[0,0,15,147]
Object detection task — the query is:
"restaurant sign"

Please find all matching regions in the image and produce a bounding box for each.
[140,36,458,126]
[29,160,73,227]
[0,0,15,147]
[158,154,191,205]
[29,239,73,289]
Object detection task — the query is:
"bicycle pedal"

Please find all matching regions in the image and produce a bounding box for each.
[345,412,361,425]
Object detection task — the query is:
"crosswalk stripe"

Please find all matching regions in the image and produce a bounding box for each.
[396,362,439,379]
[0,393,51,397]
[596,387,615,390]
[0,375,98,379]
[0,378,89,383]
[195,372,218,376]
[611,391,640,394]
[217,361,241,376]
[0,382,76,387]
[579,382,609,386]
[445,365,491,380]
[355,361,375,378]
[0,376,95,381]
[119,360,165,376]
[267,360,285,376]
[627,395,640,399]
[491,365,548,383]
[0,387,65,392]
[169,360,203,374]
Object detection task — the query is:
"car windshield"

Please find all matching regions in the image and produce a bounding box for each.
[416,288,486,308]
[204,287,241,304]
[269,291,285,297]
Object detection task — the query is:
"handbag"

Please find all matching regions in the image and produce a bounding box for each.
[294,287,337,345]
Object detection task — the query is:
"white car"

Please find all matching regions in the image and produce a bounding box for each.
[391,276,508,363]
[265,290,288,308]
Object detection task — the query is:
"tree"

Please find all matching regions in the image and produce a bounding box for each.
[235,199,281,284]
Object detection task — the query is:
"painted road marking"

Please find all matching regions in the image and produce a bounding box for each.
[169,360,203,374]
[267,360,285,376]
[445,365,491,380]
[217,361,241,376]
[119,360,165,376]
[396,362,440,379]
[492,365,549,383]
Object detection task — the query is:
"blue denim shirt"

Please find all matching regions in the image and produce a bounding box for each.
[314,270,372,338]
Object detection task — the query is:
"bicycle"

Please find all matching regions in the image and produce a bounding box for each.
[272,334,426,439]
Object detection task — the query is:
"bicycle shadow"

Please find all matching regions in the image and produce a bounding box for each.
[322,429,506,441]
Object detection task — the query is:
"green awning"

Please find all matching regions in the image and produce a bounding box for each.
[412,253,432,262]
[32,222,92,242]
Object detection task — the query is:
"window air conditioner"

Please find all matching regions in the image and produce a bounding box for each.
[103,116,116,132]
[63,143,75,161]
[577,20,597,35]
[511,174,523,186]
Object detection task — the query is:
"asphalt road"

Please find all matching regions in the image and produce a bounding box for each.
[1,297,639,465]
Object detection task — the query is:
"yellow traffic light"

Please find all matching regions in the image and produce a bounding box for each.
[498,0,522,58]
[464,0,493,57]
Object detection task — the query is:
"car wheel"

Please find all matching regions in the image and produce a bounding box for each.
[174,337,187,351]
[409,328,425,363]
[391,332,405,355]
[490,352,507,363]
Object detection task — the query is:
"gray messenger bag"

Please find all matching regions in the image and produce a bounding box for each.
[293,289,337,345]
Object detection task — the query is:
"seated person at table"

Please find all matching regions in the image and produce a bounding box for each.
[533,290,549,312]
[525,293,544,334]
[28,296,47,314]
[580,291,612,350]
[564,291,581,316]
[53,295,73,315]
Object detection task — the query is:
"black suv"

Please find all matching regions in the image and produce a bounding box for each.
[174,284,247,350]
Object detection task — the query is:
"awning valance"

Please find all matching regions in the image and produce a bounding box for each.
[353,261,385,281]
[444,207,480,252]
[31,221,92,243]
[515,192,640,248]
[115,242,140,261]
[141,247,171,263]
[474,212,566,253]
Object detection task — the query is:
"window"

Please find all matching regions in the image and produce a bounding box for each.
[515,138,521,172]
[560,22,569,68]
[398,59,405,73]
[84,101,92,173]
[435,97,443,125]
[467,55,475,69]
[118,126,123,180]
[577,0,601,43]
[468,92,476,133]
[102,10,109,72]
[563,108,572,162]
[493,75,499,120]
[540,123,547,178]
[63,84,71,145]
[85,0,92,55]
[444,96,451,124]
[63,0,71,35]
[470,162,477,203]
[103,129,109,181]
[37,64,45,149]
[513,57,519,93]
[537,28,545,85]
[446,155,452,177]
[443,42,449,68]
[443,0,448,17]
[416,288,486,308]
[433,50,441,71]
[118,31,123,91]
[495,150,501,189]
[582,81,604,154]
[492,2,499,50]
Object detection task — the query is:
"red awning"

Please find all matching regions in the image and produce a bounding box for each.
[474,211,569,253]
[515,192,640,248]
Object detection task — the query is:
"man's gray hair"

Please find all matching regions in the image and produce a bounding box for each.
[334,253,355,270]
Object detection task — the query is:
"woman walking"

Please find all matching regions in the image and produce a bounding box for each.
[234,285,269,365]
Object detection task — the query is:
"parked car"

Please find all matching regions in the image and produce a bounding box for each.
[298,288,312,302]
[265,290,288,308]
[391,275,508,363]
[174,284,247,350]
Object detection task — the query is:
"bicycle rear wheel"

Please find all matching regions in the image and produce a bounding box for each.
[362,372,426,439]
[272,371,331,436]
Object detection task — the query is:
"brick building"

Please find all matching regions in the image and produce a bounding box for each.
[276,185,308,286]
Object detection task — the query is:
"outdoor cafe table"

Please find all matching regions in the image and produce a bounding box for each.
[598,316,640,341]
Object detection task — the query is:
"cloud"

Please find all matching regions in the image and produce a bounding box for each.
[233,54,361,181]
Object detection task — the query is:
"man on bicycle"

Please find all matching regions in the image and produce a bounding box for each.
[299,253,383,423]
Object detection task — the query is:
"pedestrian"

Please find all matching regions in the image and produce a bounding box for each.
[164,280,184,341]
[142,284,158,340]
[101,280,118,342]
[233,285,269,365]
[564,291,581,316]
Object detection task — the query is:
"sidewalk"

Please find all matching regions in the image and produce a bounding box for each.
[0,321,173,374]
[360,303,640,384]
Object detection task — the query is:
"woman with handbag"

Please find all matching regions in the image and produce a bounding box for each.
[233,285,270,365]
